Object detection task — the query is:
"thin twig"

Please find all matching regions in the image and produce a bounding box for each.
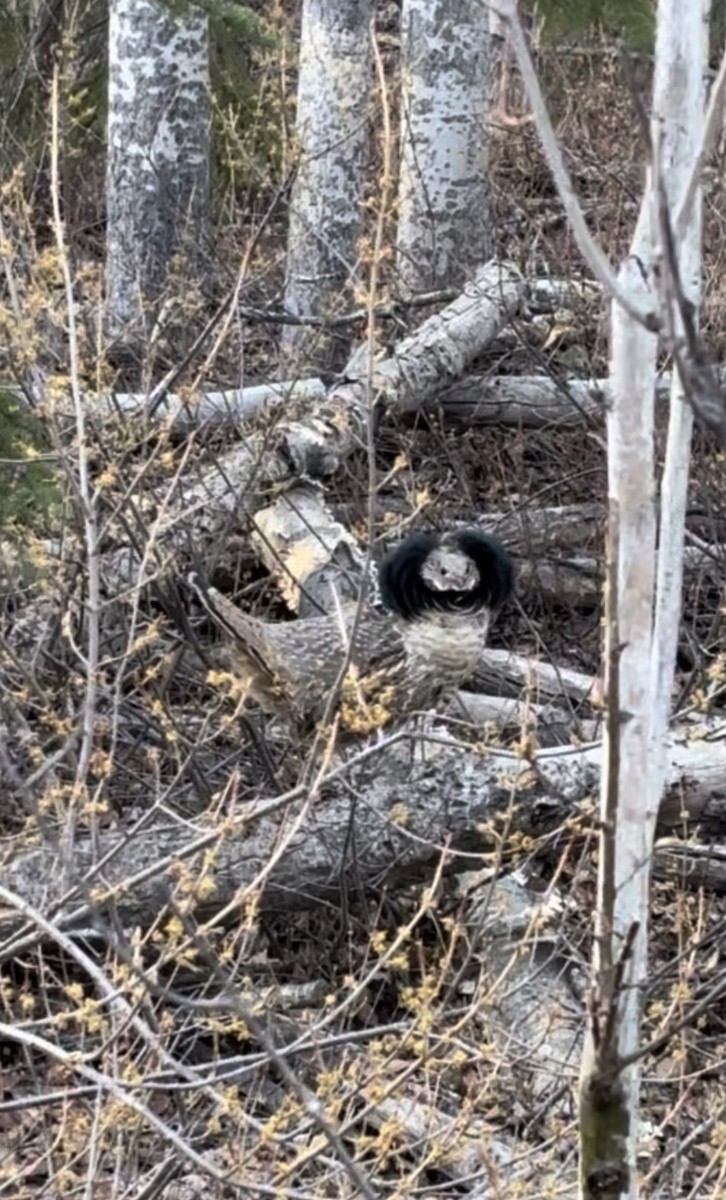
[491,0,658,331]
[676,42,726,236]
[0,1021,235,1184]
[49,69,101,864]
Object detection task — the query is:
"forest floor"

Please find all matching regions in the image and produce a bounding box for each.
[3,37,726,1200]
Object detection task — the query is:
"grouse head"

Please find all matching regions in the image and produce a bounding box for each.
[379,529,514,621]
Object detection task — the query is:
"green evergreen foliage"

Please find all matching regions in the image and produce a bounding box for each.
[532,0,655,51]
[0,389,61,531]
[207,4,284,193]
[0,0,277,209]
[187,0,269,40]
[0,1,56,168]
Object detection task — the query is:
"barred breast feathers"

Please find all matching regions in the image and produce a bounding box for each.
[378,529,513,702]
[379,529,513,622]
[187,527,513,728]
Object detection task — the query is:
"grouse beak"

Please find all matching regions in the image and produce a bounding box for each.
[450,567,475,590]
[434,563,477,591]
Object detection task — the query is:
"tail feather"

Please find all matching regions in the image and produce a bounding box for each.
[187,573,278,697]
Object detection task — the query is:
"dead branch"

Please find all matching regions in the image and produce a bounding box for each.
[483,503,605,551]
[3,728,725,933]
[473,650,597,702]
[653,838,726,892]
[103,378,328,433]
[95,260,524,592]
[438,370,707,427]
[455,692,599,743]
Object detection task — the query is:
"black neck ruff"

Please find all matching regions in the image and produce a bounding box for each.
[379,530,514,622]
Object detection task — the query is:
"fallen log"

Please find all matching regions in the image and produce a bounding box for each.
[1,263,526,596]
[454,691,599,743]
[514,541,724,607]
[95,260,525,593]
[437,370,699,427]
[653,838,726,893]
[459,872,583,1112]
[23,274,591,436]
[96,377,327,433]
[240,489,609,617]
[84,368,721,433]
[481,502,605,551]
[473,649,597,702]
[436,373,606,425]
[2,726,725,933]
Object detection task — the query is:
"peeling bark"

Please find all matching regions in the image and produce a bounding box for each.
[90,379,328,435]
[282,0,372,370]
[97,260,523,592]
[105,0,210,340]
[74,370,707,435]
[579,4,710,1195]
[397,0,491,291]
[2,730,724,933]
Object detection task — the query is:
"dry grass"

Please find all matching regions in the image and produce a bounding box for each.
[1,23,726,1200]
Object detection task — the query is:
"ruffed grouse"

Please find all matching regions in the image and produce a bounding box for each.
[189,529,513,730]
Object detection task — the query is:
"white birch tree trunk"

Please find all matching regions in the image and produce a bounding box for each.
[580,4,710,1197]
[647,0,709,824]
[579,258,659,1200]
[396,0,490,294]
[281,0,372,370]
[105,0,210,344]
